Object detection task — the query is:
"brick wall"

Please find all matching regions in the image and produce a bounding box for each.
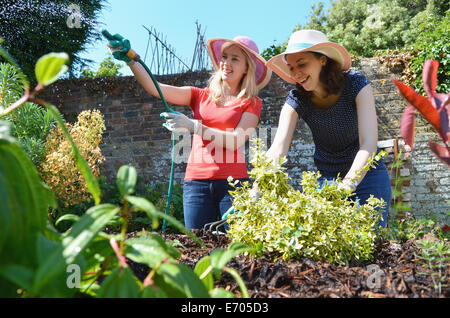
[40,58,450,221]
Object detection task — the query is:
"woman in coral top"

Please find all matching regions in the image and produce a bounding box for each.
[107,34,271,229]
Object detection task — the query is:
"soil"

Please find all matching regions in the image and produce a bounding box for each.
[128,230,449,298]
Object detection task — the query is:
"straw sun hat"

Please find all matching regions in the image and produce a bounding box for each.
[206,36,272,90]
[266,29,352,84]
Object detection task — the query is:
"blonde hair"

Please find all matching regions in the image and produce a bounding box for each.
[208,43,258,104]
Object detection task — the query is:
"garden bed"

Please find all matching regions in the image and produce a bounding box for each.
[128,230,449,298]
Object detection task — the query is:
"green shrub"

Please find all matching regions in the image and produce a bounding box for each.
[409,9,450,94]
[227,139,385,265]
[0,63,55,168]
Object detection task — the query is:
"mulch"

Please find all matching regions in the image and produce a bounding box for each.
[128,229,449,298]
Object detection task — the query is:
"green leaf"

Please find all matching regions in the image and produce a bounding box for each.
[194,256,214,291]
[33,204,119,293]
[209,242,250,280]
[209,288,236,298]
[44,103,101,205]
[125,235,181,268]
[62,204,120,263]
[157,263,210,298]
[55,214,80,226]
[116,165,137,197]
[0,125,56,268]
[141,285,168,298]
[0,264,34,291]
[97,267,141,298]
[125,195,204,247]
[34,52,69,86]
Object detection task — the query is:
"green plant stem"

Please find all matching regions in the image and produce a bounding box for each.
[82,254,114,295]
[120,201,130,253]
[143,258,165,288]
[223,266,249,298]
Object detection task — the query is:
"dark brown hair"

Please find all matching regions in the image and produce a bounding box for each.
[295,52,346,97]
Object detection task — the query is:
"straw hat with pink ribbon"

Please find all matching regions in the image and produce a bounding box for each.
[266,30,352,84]
[206,36,272,90]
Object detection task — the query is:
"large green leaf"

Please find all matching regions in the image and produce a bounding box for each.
[32,204,119,293]
[157,263,210,298]
[34,53,68,86]
[210,242,250,279]
[0,124,56,268]
[194,256,214,291]
[124,195,203,247]
[116,165,137,197]
[97,267,141,298]
[125,235,181,268]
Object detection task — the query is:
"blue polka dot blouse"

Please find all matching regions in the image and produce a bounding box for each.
[286,72,371,174]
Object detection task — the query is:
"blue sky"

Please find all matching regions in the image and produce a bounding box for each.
[80,0,329,75]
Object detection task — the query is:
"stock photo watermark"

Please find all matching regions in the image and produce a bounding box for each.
[66,3,82,29]
[171,126,278,164]
[366,264,385,289]
[66,264,81,289]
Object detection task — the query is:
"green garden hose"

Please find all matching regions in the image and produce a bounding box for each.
[102,29,178,232]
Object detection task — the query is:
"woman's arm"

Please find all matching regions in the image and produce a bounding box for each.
[266,103,299,163]
[200,112,259,151]
[343,84,378,186]
[128,62,192,106]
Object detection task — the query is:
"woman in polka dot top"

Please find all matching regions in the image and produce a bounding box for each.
[265,29,392,228]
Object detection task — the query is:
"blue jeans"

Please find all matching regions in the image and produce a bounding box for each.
[183,178,249,229]
[317,161,392,228]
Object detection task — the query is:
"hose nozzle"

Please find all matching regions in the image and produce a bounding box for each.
[101,28,140,62]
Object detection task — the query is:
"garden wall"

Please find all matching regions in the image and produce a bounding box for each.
[40,58,450,221]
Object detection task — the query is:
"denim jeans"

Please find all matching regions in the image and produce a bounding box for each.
[183,178,249,229]
[317,161,392,228]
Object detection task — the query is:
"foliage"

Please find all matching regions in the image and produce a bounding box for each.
[261,0,449,60]
[382,211,449,242]
[0,48,250,298]
[415,238,450,296]
[40,109,106,207]
[1,63,56,168]
[143,182,184,231]
[393,60,450,168]
[0,0,106,80]
[389,150,412,216]
[374,50,417,87]
[409,9,450,94]
[80,56,123,78]
[227,139,386,265]
[0,63,26,109]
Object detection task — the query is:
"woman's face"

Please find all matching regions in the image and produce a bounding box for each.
[285,51,326,91]
[220,44,248,86]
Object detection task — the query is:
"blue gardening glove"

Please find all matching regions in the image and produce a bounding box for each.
[160,112,201,134]
[106,33,132,63]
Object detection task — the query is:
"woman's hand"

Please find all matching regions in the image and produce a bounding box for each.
[161,112,201,134]
[106,33,132,63]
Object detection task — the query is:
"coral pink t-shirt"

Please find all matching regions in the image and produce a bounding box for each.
[184,87,262,180]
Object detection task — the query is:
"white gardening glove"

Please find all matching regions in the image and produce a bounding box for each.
[249,183,262,202]
[160,112,201,134]
[338,178,358,193]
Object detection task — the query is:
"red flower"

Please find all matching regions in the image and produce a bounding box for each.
[442,224,450,232]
